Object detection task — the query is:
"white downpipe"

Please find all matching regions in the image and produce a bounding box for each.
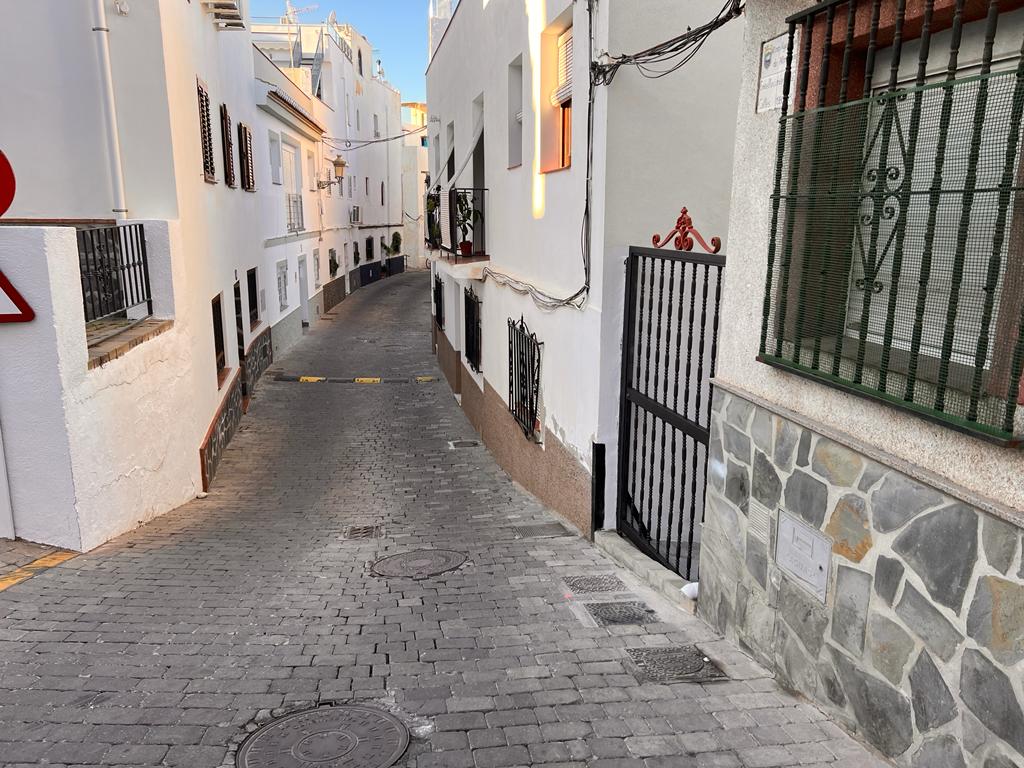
[92,0,128,217]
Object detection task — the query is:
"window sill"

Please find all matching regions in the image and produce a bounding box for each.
[204,175,218,184]
[540,164,571,175]
[249,318,262,332]
[216,366,233,390]
[508,163,523,170]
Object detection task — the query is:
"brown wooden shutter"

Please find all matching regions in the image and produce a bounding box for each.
[220,104,235,188]
[197,80,216,182]
[244,126,255,191]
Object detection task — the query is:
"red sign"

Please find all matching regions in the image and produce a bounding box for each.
[0,271,34,323]
[0,151,14,217]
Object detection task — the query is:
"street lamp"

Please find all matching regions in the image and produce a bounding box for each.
[317,155,347,189]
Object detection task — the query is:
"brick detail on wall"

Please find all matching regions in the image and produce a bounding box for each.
[698,389,1024,767]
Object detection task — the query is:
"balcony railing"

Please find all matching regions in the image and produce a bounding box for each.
[441,187,487,259]
[77,223,153,324]
[286,193,304,232]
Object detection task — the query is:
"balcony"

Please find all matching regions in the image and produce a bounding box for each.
[286,193,304,233]
[436,187,487,264]
[76,223,171,369]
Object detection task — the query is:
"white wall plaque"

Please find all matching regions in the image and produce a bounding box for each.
[775,509,831,603]
[756,30,800,114]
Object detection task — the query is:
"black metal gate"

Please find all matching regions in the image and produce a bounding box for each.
[617,245,725,580]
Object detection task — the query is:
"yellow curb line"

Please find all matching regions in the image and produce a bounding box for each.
[0,550,78,593]
[355,377,382,384]
[299,376,327,383]
[415,376,436,382]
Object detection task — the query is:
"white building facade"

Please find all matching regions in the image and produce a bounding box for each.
[426,0,743,535]
[0,1,407,550]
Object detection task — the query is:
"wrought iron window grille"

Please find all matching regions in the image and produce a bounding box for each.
[508,316,543,437]
[464,287,483,372]
[760,0,1024,444]
[77,223,153,325]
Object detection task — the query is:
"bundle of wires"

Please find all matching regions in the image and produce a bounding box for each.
[593,0,742,86]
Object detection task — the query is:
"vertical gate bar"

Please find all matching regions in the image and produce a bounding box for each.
[936,0,1000,413]
[879,0,934,393]
[617,253,639,531]
[508,319,513,426]
[108,225,121,315]
[853,0,900,386]
[760,23,798,356]
[675,433,690,575]
[637,256,656,537]
[774,14,815,358]
[129,226,142,309]
[906,0,966,402]
[837,0,857,103]
[794,5,836,365]
[861,0,883,95]
[682,262,698,420]
[682,264,712,579]
[629,255,649,525]
[650,258,667,542]
[666,261,686,571]
[655,260,676,558]
[90,229,103,320]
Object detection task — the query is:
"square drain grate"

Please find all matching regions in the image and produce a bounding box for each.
[584,601,658,626]
[343,525,383,540]
[564,574,628,594]
[626,646,727,684]
[513,523,572,539]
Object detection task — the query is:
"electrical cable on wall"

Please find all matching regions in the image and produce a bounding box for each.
[324,125,427,151]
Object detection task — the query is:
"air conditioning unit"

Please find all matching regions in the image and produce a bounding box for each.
[350,205,362,224]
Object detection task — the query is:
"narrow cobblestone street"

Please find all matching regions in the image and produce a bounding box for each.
[0,272,888,768]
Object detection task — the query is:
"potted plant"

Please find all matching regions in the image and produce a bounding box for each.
[454,193,482,256]
[390,231,402,254]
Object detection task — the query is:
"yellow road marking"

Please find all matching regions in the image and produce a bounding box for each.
[0,550,77,593]
[299,376,326,383]
[355,377,382,384]
[415,376,436,382]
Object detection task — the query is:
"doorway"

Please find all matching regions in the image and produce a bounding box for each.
[298,256,310,327]
[233,281,246,394]
[0,418,14,539]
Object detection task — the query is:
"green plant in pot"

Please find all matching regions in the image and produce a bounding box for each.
[454,193,482,256]
[390,231,402,255]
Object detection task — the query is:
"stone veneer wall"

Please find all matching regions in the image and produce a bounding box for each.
[698,388,1024,767]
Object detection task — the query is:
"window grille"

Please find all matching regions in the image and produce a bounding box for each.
[433,274,445,329]
[465,287,482,372]
[238,123,255,191]
[508,316,542,437]
[220,104,235,188]
[760,0,1024,443]
[246,267,259,327]
[197,80,216,182]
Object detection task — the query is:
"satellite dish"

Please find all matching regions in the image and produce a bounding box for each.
[327,9,336,25]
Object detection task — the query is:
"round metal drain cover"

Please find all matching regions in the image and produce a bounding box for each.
[236,706,409,768]
[371,549,466,579]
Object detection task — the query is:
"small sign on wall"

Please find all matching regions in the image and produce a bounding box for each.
[776,509,831,603]
[757,30,800,113]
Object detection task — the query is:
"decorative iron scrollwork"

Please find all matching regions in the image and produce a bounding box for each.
[855,278,885,294]
[652,207,722,253]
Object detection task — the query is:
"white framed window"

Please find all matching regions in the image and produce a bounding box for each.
[276,260,288,311]
[313,248,321,287]
[307,150,316,191]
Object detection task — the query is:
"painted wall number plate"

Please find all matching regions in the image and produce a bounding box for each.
[775,509,831,603]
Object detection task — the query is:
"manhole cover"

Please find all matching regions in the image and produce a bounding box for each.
[626,646,727,684]
[564,574,628,593]
[236,705,409,768]
[584,601,657,626]
[371,549,467,579]
[513,523,572,539]
[344,525,382,540]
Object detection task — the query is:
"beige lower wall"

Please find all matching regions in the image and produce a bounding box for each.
[435,324,462,395]
[460,365,592,536]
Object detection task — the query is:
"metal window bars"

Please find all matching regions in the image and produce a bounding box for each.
[760,0,1024,443]
[508,316,543,437]
[286,193,304,233]
[465,286,483,372]
[77,224,153,325]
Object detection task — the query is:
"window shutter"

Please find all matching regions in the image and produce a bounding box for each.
[221,104,235,188]
[551,28,573,106]
[237,123,253,191]
[245,126,255,190]
[197,80,216,181]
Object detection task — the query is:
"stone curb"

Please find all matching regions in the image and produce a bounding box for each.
[594,531,696,614]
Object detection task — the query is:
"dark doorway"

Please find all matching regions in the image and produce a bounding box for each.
[233,281,246,394]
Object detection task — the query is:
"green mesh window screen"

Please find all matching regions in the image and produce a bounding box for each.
[760,0,1024,443]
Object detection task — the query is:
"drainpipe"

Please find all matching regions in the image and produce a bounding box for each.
[92,0,129,218]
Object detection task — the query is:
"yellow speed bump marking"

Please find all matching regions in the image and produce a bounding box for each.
[0,550,77,593]
[299,376,326,383]
[355,377,382,384]
[415,376,436,383]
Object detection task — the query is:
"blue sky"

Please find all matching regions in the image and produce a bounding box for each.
[249,1,431,101]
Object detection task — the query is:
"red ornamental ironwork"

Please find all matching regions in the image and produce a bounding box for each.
[652,207,721,254]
